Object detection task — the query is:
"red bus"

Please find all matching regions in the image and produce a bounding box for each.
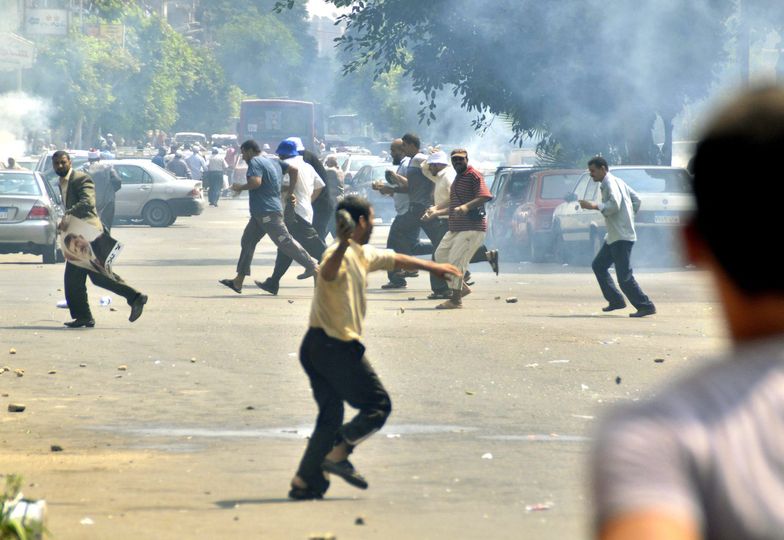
[237,99,319,153]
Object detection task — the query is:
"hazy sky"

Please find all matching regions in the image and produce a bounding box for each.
[306,0,345,19]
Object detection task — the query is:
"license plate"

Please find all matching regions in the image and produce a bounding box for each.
[0,207,8,220]
[654,214,680,224]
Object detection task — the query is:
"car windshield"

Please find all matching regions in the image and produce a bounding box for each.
[541,174,582,199]
[0,172,42,196]
[348,156,379,172]
[614,168,692,193]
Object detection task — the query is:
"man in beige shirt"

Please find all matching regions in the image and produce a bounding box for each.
[289,195,460,500]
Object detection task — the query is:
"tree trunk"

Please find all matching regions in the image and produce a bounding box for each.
[661,113,673,166]
[74,116,83,150]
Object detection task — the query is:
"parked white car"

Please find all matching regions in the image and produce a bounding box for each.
[551,166,694,265]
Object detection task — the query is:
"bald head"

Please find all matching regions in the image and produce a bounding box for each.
[390,138,405,165]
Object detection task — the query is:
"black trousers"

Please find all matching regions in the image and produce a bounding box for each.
[98,202,115,233]
[269,213,326,284]
[311,194,333,242]
[64,262,141,321]
[386,204,442,284]
[592,240,655,310]
[296,328,392,494]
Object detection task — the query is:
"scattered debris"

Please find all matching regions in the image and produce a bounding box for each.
[80,517,94,525]
[465,390,476,396]
[481,453,493,460]
[9,348,16,355]
[0,366,9,374]
[654,358,665,363]
[525,363,539,368]
[408,297,416,301]
[548,359,570,364]
[525,501,554,512]
[245,406,255,410]
[615,376,622,384]
[288,300,294,304]
[110,307,117,312]
[51,445,63,452]
[48,370,57,375]
[571,414,595,420]
[494,296,501,300]
[118,365,127,371]
[308,534,336,540]
[386,433,401,439]
[14,369,24,377]
[8,404,26,413]
[99,296,112,306]
[399,307,405,314]
[190,358,197,363]
[581,384,590,391]
[79,363,87,368]
[505,297,518,303]
[355,516,365,526]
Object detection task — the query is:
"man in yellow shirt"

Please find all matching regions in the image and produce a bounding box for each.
[289,195,460,500]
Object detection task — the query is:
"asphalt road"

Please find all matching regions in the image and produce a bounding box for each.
[0,197,727,539]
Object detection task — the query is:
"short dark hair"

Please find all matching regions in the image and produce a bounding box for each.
[402,133,420,150]
[63,233,76,248]
[337,195,372,225]
[587,156,608,169]
[52,150,70,162]
[240,139,260,154]
[693,86,784,295]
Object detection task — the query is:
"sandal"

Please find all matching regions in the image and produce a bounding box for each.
[288,485,325,500]
[219,279,242,294]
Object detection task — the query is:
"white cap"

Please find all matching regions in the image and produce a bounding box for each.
[285,136,305,152]
[427,151,449,166]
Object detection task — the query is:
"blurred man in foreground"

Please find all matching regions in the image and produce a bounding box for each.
[593,86,784,540]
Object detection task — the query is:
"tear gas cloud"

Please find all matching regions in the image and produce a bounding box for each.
[0,92,51,159]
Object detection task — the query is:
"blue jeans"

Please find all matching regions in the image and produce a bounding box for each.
[592,240,654,310]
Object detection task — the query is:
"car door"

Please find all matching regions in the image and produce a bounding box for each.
[572,178,602,241]
[486,170,509,244]
[512,172,537,242]
[558,174,591,240]
[114,164,153,218]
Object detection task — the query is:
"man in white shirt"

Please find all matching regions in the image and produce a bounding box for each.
[255,139,327,295]
[579,156,655,317]
[206,147,226,207]
[185,145,207,181]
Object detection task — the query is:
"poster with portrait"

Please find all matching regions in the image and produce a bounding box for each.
[59,215,123,278]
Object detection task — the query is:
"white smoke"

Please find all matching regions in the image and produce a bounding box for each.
[0,91,52,159]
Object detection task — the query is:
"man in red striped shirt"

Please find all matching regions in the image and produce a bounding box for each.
[432,149,493,309]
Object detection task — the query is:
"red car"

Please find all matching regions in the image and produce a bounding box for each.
[487,167,583,261]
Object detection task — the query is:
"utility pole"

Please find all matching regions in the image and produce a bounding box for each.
[738,0,750,86]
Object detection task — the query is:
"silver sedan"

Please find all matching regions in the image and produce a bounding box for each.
[107,159,206,227]
[0,170,64,263]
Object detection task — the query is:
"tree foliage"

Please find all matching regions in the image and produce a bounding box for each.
[312,0,738,165]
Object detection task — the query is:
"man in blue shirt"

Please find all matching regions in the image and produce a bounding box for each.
[219,140,318,293]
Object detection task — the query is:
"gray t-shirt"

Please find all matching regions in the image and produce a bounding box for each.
[405,152,434,209]
[593,336,784,539]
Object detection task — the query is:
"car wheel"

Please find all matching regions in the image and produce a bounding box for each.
[143,200,173,227]
[42,239,57,264]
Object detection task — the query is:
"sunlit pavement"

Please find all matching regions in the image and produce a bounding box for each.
[0,197,725,539]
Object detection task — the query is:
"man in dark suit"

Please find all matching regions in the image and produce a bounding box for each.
[54,150,147,328]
